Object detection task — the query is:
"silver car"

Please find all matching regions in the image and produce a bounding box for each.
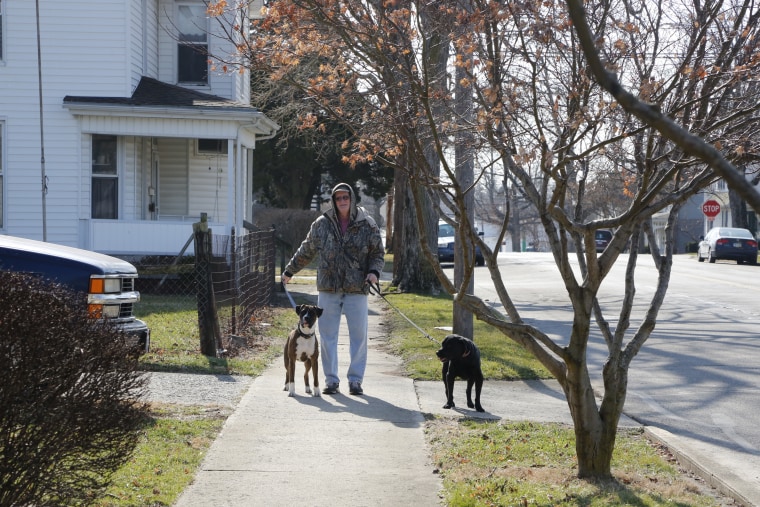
[697,227,758,265]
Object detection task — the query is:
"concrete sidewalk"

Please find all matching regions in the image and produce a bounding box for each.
[174,284,757,507]
[174,286,442,507]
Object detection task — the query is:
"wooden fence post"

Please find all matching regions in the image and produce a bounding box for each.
[193,213,221,356]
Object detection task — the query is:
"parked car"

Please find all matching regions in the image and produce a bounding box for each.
[595,230,613,253]
[437,221,485,266]
[0,235,150,352]
[697,227,758,265]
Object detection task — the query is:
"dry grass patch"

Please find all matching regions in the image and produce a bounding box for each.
[425,418,737,507]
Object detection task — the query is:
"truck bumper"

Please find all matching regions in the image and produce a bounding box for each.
[119,319,151,353]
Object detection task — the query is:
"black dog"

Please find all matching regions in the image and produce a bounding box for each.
[436,334,484,412]
[283,304,323,397]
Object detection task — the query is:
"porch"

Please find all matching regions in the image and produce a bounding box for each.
[81,218,229,256]
[64,77,279,257]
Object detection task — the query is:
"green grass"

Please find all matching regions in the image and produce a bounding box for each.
[135,294,285,376]
[92,405,226,507]
[380,291,551,381]
[428,420,720,507]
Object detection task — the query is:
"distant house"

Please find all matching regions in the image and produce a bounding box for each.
[699,178,760,237]
[650,195,704,254]
[0,0,276,255]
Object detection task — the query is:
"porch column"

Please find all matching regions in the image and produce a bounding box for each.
[227,139,235,229]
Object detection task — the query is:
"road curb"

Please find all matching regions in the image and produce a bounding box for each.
[644,426,755,507]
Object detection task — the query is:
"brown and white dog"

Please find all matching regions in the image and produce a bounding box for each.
[283,304,323,397]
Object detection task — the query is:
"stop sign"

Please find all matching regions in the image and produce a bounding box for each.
[702,199,721,218]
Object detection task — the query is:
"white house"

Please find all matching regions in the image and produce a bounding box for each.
[0,0,276,255]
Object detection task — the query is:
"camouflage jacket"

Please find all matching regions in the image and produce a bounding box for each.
[285,206,384,295]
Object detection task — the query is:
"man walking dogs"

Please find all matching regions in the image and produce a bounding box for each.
[281,183,385,396]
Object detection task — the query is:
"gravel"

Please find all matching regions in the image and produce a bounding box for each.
[143,372,253,408]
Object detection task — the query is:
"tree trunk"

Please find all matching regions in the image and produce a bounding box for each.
[385,189,394,253]
[392,168,439,292]
[391,3,446,294]
[729,186,748,229]
[562,292,627,479]
[565,359,619,478]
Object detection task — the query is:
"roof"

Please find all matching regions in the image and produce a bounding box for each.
[62,76,279,140]
[63,76,258,113]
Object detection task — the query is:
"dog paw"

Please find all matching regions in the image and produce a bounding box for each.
[467,401,475,409]
[313,390,321,398]
[475,405,485,413]
[287,384,296,397]
[305,386,312,394]
[443,402,455,409]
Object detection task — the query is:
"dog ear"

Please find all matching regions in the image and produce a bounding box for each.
[315,306,324,317]
[295,304,303,314]
[462,338,475,358]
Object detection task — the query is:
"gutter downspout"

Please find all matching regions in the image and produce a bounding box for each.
[35,0,47,241]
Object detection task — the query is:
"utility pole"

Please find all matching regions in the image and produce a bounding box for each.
[453,0,475,339]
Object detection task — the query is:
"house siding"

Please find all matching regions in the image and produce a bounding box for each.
[144,1,160,78]
[76,115,247,139]
[2,0,274,255]
[189,144,229,222]
[123,136,144,221]
[131,0,158,88]
[157,0,240,100]
[1,0,131,246]
[157,138,189,218]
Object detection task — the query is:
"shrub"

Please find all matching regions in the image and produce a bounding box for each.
[0,272,149,506]
[253,207,319,254]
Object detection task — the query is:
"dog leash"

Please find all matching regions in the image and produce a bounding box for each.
[281,281,297,309]
[367,281,441,346]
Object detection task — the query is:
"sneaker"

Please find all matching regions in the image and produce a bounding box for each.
[322,383,340,395]
[349,381,363,395]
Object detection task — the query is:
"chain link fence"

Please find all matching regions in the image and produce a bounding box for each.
[209,227,276,342]
[133,225,276,356]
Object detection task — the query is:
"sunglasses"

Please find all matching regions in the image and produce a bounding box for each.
[335,195,351,202]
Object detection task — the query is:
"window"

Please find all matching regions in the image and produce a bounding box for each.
[197,138,225,154]
[177,4,208,85]
[92,135,118,219]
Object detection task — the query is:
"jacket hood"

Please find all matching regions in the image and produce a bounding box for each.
[330,183,358,220]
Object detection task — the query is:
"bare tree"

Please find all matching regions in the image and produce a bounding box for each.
[208,0,760,478]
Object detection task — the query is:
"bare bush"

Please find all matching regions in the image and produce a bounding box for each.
[0,272,148,506]
[253,207,320,256]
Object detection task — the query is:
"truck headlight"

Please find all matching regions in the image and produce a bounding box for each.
[88,304,121,319]
[89,277,122,294]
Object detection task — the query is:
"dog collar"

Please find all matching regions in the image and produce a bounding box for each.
[298,324,316,337]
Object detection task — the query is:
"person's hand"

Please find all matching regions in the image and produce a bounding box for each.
[281,274,291,284]
[366,273,378,285]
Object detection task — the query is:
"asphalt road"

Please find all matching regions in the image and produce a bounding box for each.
[464,252,760,498]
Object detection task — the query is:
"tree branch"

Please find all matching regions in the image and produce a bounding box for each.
[564,0,760,213]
